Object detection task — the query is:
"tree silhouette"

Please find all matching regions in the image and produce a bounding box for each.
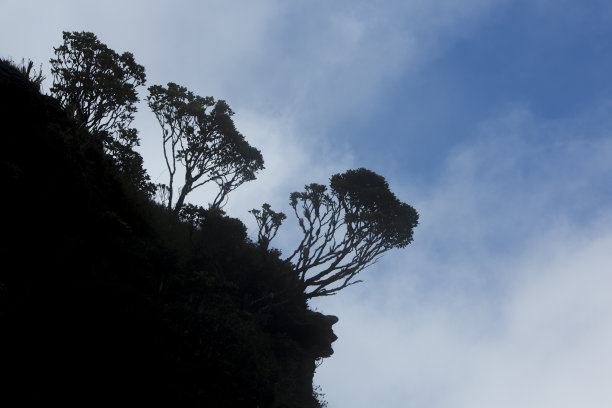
[250,203,286,250]
[147,82,264,212]
[254,168,418,298]
[49,31,153,195]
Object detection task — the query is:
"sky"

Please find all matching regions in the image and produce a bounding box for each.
[3,0,612,406]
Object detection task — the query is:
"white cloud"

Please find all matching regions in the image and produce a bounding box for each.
[451,222,612,408]
[315,211,612,408]
[313,104,612,407]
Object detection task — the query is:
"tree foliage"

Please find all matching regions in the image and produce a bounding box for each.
[254,168,419,298]
[250,203,287,250]
[147,82,264,212]
[49,31,153,195]
[50,31,145,144]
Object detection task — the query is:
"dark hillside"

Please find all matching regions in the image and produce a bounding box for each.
[0,59,336,407]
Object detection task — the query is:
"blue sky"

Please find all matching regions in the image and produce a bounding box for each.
[3,1,612,406]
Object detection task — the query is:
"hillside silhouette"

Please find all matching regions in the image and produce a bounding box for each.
[1,58,337,407]
[1,30,418,404]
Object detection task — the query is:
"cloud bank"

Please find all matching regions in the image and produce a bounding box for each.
[313,103,612,407]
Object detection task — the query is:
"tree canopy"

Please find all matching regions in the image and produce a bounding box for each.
[147,82,264,212]
[253,168,419,298]
[49,31,153,195]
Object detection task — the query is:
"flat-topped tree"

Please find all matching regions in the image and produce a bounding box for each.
[147,83,264,212]
[252,168,419,299]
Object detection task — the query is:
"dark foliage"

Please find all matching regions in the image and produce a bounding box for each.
[50,31,154,196]
[1,59,332,407]
[3,57,46,90]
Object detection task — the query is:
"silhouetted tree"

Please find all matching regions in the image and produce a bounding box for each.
[50,31,154,195]
[254,168,418,298]
[250,203,286,250]
[147,82,264,212]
